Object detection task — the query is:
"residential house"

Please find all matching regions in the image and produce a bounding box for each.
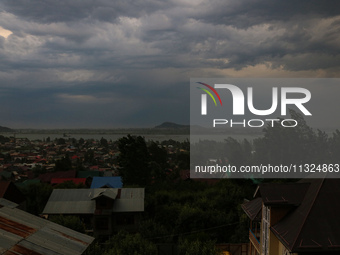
[38,170,77,184]
[242,178,340,255]
[43,188,144,236]
[0,180,26,209]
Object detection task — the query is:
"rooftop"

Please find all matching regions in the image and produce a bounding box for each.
[0,198,94,255]
[90,176,123,189]
[245,178,340,253]
[43,188,144,215]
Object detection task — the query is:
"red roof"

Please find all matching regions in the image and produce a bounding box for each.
[34,158,47,163]
[51,178,86,185]
[38,170,77,183]
[0,181,10,198]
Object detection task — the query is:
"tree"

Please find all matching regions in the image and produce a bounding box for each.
[145,179,252,244]
[49,215,85,233]
[329,129,340,162]
[148,142,167,169]
[84,150,95,164]
[54,154,72,171]
[79,138,85,145]
[56,138,66,145]
[19,183,53,215]
[32,165,47,177]
[103,231,157,255]
[55,181,85,189]
[224,137,244,167]
[139,219,170,243]
[253,109,318,165]
[148,142,168,181]
[117,135,150,186]
[178,239,222,255]
[100,137,108,148]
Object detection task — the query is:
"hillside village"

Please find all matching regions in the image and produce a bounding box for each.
[0,135,185,184]
[0,134,204,255]
[1,124,340,255]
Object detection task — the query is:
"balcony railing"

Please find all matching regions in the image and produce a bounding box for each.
[249,229,260,252]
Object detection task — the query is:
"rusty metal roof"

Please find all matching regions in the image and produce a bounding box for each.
[91,189,118,200]
[0,198,94,255]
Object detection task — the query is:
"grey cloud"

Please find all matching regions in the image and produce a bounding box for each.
[0,1,339,128]
[1,0,339,72]
[0,0,172,24]
[191,0,340,28]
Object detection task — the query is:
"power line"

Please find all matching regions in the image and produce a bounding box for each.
[146,222,239,240]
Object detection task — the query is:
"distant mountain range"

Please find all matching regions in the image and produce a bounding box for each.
[154,122,189,129]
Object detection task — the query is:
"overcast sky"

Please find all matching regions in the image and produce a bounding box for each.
[0,0,339,128]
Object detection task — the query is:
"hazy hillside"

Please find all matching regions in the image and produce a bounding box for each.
[0,126,13,132]
[154,122,189,129]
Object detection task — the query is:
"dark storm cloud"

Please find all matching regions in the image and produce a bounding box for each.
[1,0,339,71]
[0,0,339,128]
[0,0,171,23]
[191,0,340,28]
[4,0,337,27]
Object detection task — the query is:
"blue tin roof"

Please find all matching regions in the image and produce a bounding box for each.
[90,176,123,189]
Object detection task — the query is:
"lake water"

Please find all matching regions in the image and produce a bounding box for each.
[0,132,262,143]
[0,132,189,142]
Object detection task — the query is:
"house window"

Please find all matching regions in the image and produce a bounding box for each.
[262,204,270,255]
[95,217,109,230]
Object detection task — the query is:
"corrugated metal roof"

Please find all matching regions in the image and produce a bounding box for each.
[43,188,144,215]
[48,189,93,202]
[91,189,118,200]
[43,201,95,215]
[0,199,94,255]
[0,198,18,209]
[112,199,144,212]
[120,188,144,199]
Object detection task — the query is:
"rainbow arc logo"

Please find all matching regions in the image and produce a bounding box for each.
[196,82,222,115]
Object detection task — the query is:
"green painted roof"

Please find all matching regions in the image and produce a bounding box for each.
[76,170,102,178]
